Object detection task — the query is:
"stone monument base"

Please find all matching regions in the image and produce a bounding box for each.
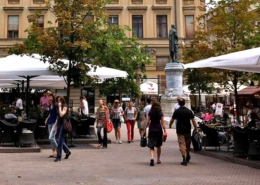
[161,96,191,128]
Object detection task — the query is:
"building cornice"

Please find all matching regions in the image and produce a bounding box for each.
[104,6,123,10]
[182,6,196,11]
[3,7,24,11]
[151,6,172,10]
[28,7,49,10]
[127,6,148,10]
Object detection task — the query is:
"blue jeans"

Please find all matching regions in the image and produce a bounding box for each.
[48,123,58,151]
[97,127,107,147]
[56,124,70,159]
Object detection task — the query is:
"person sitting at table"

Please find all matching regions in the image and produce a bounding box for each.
[79,96,89,117]
[5,108,17,119]
[12,95,23,116]
[244,112,260,128]
[205,110,214,122]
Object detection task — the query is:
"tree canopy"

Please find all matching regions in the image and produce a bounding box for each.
[182,0,260,118]
[8,0,151,100]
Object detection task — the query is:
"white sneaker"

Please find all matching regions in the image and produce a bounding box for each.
[115,140,119,143]
[118,141,122,144]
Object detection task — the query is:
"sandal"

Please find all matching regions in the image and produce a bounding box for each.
[48,155,55,158]
[102,147,107,149]
[97,144,102,148]
[157,160,161,164]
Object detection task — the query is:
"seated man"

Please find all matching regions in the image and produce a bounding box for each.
[5,108,17,120]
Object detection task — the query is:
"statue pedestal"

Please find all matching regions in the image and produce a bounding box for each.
[161,63,191,128]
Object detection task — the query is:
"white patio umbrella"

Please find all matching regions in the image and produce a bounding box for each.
[140,81,158,95]
[0,54,128,115]
[0,54,128,79]
[184,47,260,73]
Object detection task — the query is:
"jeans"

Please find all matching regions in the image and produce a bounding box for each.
[112,119,121,128]
[48,123,58,151]
[97,127,107,147]
[56,124,70,159]
[126,120,135,141]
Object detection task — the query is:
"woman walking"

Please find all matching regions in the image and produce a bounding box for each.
[145,102,166,166]
[54,96,71,162]
[137,102,146,139]
[124,102,137,143]
[111,100,124,144]
[96,99,109,149]
[45,94,58,158]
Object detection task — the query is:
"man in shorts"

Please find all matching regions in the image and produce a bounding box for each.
[169,98,198,166]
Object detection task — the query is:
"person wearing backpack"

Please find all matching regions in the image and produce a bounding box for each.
[124,102,137,143]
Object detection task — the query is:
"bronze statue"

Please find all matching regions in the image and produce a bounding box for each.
[169,24,179,63]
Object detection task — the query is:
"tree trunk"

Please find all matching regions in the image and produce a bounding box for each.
[198,90,201,112]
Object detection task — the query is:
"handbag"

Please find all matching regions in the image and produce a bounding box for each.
[63,107,72,133]
[120,115,125,123]
[163,132,167,142]
[191,130,202,151]
[104,106,113,133]
[140,133,147,147]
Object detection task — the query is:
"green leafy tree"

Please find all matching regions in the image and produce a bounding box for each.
[8,0,151,103]
[93,25,151,99]
[183,0,260,121]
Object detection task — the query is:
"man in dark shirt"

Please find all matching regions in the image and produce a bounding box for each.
[169,98,198,166]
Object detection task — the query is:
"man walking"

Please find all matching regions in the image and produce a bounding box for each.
[169,98,198,166]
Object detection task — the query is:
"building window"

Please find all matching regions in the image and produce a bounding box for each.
[156,57,169,71]
[132,0,143,4]
[33,0,44,4]
[8,15,19,39]
[185,15,194,38]
[156,0,167,4]
[8,0,20,4]
[58,23,63,38]
[109,16,119,26]
[132,16,143,38]
[200,16,205,28]
[157,15,167,38]
[37,15,44,28]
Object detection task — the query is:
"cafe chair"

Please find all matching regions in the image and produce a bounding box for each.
[200,124,221,151]
[232,126,249,157]
[35,117,48,139]
[247,128,260,159]
[0,120,16,146]
[88,117,96,138]
[16,120,37,147]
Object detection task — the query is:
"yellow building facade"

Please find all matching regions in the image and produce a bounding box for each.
[0,0,205,112]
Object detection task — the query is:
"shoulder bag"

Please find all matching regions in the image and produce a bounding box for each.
[104,106,113,133]
[63,107,72,133]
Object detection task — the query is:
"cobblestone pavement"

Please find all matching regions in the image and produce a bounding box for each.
[0,126,260,185]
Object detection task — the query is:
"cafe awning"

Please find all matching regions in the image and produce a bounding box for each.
[184,47,260,73]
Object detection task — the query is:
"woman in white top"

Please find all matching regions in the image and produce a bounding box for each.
[110,100,124,144]
[80,96,89,117]
[124,102,137,143]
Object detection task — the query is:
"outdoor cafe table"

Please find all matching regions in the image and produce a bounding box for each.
[215,125,232,151]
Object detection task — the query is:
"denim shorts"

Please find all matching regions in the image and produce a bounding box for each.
[112,119,121,128]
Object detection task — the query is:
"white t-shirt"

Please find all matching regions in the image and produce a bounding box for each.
[82,100,89,115]
[126,107,136,120]
[174,103,180,110]
[111,107,123,119]
[5,114,17,119]
[16,99,23,109]
[144,105,152,118]
[212,104,216,110]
